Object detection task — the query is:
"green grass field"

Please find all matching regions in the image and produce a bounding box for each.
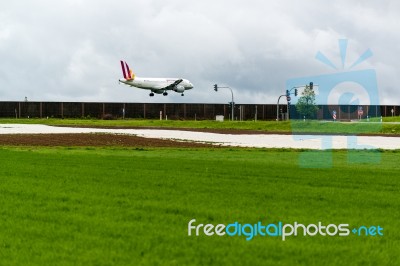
[0,147,399,265]
[1,118,400,134]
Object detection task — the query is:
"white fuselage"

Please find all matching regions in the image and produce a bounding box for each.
[119,77,194,92]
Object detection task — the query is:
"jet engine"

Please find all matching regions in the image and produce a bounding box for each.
[173,85,185,93]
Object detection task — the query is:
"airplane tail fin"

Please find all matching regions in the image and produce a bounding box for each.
[120,60,135,80]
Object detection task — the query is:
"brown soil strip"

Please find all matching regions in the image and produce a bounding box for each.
[0,134,217,148]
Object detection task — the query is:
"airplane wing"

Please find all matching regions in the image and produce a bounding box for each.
[162,79,183,90]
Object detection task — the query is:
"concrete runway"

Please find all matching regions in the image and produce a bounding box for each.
[1,124,400,150]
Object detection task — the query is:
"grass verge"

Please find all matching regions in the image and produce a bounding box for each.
[0,147,398,265]
[2,118,400,134]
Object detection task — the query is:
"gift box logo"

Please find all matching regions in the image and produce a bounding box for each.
[286,39,381,168]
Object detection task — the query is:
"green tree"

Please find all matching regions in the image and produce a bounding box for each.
[295,85,319,119]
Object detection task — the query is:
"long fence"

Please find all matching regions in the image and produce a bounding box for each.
[0,101,399,120]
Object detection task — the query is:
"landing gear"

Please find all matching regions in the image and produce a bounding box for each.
[149,92,154,97]
[181,93,184,96]
[163,91,168,96]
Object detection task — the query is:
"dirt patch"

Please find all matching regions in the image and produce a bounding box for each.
[0,134,217,148]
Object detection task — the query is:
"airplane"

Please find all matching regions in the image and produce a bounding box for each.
[119,61,194,97]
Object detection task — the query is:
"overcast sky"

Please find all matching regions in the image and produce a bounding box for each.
[0,0,399,104]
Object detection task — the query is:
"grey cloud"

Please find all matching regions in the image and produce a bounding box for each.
[0,0,399,104]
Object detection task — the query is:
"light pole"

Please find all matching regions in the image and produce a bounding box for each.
[276,83,313,121]
[286,85,300,121]
[276,94,286,121]
[214,84,234,121]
